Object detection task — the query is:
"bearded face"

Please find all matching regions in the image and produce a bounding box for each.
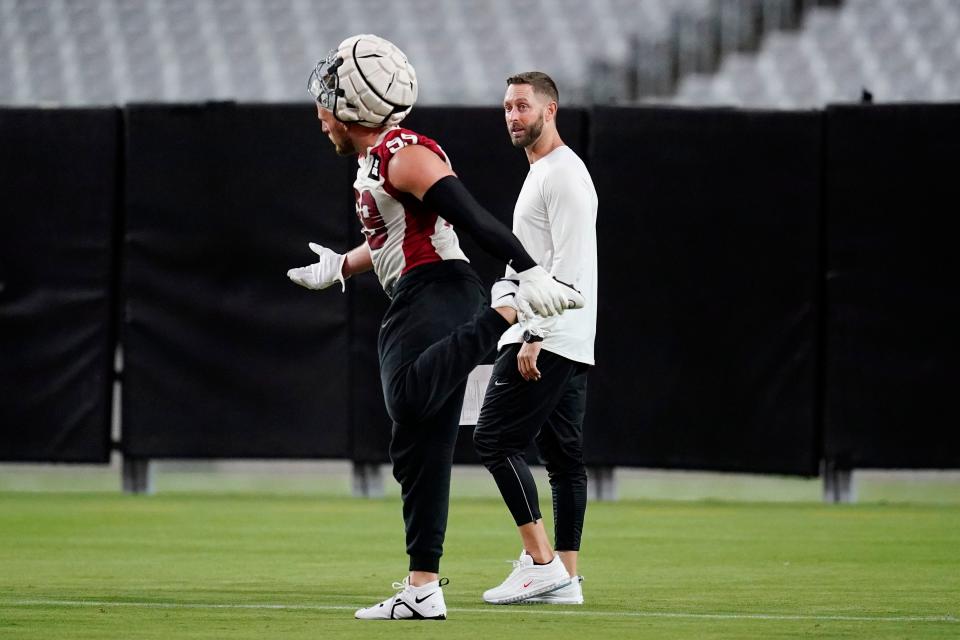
[509,110,545,148]
[504,83,549,149]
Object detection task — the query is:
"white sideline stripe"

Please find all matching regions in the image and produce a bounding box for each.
[1,599,956,623]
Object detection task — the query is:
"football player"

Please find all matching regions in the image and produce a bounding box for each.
[287,35,583,620]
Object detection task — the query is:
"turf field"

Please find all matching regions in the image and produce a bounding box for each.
[0,485,958,639]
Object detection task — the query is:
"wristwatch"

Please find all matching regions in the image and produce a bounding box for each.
[522,329,544,344]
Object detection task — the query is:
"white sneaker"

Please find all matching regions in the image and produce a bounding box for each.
[490,278,519,311]
[524,575,584,605]
[354,577,448,620]
[482,552,572,605]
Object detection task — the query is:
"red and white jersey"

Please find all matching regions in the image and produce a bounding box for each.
[353,126,468,296]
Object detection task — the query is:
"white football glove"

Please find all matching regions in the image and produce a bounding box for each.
[287,242,347,291]
[516,265,585,318]
[490,278,519,311]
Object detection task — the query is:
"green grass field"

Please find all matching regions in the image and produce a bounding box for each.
[1,479,958,639]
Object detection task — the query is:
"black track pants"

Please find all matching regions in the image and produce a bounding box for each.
[473,344,590,551]
[378,260,510,573]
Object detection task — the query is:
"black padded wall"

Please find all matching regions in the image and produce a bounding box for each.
[585,107,822,475]
[0,108,118,462]
[15,102,957,472]
[823,103,960,469]
[122,104,354,458]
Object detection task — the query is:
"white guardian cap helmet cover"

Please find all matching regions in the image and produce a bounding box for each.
[308,34,418,128]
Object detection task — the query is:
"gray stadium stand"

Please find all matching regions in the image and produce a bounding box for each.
[673,0,960,107]
[0,0,715,105]
[0,0,957,106]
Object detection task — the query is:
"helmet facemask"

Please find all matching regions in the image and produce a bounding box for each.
[307,49,342,112]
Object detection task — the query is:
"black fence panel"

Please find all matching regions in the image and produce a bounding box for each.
[16,102,956,473]
[347,269,391,463]
[584,107,822,475]
[348,107,588,464]
[0,108,118,462]
[122,103,354,458]
[824,104,960,469]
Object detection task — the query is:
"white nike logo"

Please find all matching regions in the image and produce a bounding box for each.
[494,379,509,386]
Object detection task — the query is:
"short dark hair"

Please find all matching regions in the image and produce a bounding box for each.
[506,71,559,104]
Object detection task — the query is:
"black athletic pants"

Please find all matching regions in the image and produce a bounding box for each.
[473,344,590,552]
[378,260,510,573]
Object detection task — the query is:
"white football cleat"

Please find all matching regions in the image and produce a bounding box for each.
[354,577,448,620]
[482,552,572,605]
[523,575,584,605]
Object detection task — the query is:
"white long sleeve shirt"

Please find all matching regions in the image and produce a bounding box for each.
[500,145,598,365]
